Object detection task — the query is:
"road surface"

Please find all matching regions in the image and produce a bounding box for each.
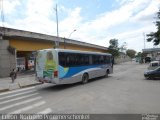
[0,62,160,114]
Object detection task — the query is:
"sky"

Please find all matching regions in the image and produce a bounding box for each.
[0,0,160,52]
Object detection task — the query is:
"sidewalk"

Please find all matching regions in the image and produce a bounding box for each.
[0,74,42,93]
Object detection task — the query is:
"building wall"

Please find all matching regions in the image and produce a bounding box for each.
[61,43,107,53]
[10,39,53,51]
[0,40,16,77]
[114,55,131,64]
[10,39,108,53]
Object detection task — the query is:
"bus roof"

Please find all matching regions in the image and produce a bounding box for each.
[38,48,112,56]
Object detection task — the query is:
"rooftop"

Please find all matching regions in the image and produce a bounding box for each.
[142,48,160,52]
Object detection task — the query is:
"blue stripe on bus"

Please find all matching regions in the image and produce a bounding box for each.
[60,65,102,79]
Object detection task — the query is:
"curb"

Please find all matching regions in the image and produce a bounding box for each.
[20,82,43,88]
[0,82,43,93]
[0,88,9,93]
[9,83,20,90]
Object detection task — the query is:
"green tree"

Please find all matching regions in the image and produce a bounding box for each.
[147,9,160,45]
[119,42,127,53]
[136,52,142,57]
[126,49,136,58]
[108,39,119,57]
[109,39,118,49]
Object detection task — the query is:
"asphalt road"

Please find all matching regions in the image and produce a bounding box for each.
[0,61,160,114]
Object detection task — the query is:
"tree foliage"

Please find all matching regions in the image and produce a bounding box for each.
[147,9,160,45]
[108,39,119,57]
[109,39,118,49]
[119,42,127,53]
[126,49,136,58]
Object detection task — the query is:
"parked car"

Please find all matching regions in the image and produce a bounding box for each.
[144,66,160,79]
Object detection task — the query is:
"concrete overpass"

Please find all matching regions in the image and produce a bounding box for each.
[0,27,108,77]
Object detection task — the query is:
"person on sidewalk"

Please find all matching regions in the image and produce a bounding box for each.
[10,69,17,83]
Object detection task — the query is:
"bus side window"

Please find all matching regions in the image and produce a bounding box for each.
[84,55,89,65]
[100,55,105,64]
[89,55,92,65]
[66,54,70,67]
[65,53,77,67]
[92,55,99,65]
[78,54,84,65]
[106,56,110,64]
[59,52,66,67]
[103,55,110,64]
[70,54,76,66]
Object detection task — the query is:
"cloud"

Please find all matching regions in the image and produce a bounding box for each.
[1,0,160,52]
[59,7,82,37]
[116,0,132,6]
[4,0,56,35]
[132,0,160,22]
[81,0,149,32]
[71,0,152,41]
[26,0,54,18]
[1,0,20,14]
[77,0,159,51]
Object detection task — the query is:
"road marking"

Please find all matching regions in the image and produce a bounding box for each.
[37,108,52,114]
[0,93,39,105]
[0,90,37,100]
[0,96,42,111]
[10,101,46,114]
[0,87,35,96]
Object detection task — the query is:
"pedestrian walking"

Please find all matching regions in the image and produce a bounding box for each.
[10,69,17,83]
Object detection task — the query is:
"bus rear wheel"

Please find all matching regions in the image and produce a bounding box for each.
[82,73,88,84]
[105,70,108,78]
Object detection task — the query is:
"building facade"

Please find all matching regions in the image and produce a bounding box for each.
[0,27,108,77]
[142,48,160,61]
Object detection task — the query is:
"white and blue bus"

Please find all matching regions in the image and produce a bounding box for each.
[36,49,113,84]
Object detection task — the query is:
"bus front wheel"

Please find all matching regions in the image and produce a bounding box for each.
[82,73,88,84]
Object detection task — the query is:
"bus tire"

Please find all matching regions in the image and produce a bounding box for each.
[82,73,89,84]
[105,70,108,78]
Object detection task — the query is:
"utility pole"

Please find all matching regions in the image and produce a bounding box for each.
[143,32,146,49]
[55,4,59,48]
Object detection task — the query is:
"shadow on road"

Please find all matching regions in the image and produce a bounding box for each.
[37,82,81,92]
[144,78,160,81]
[37,76,112,92]
[88,76,112,83]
